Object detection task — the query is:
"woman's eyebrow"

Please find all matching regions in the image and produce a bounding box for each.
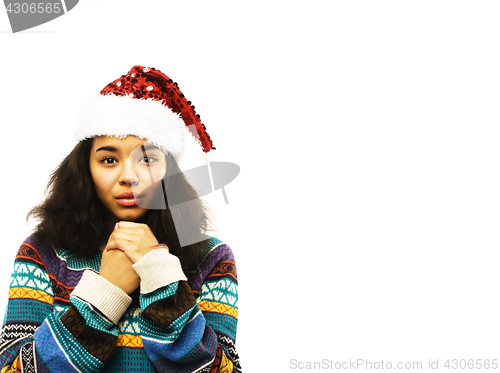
[95,146,119,153]
[141,145,161,151]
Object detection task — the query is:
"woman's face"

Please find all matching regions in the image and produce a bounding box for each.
[89,135,167,224]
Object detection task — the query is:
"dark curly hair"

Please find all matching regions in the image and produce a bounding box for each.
[27,138,212,274]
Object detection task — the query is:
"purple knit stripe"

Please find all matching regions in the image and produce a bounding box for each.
[24,236,84,288]
[187,244,235,292]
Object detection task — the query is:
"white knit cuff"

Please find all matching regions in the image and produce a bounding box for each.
[132,250,187,294]
[71,270,132,325]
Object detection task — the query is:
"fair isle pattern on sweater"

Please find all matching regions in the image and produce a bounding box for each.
[0,236,241,373]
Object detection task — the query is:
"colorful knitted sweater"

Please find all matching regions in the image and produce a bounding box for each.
[0,235,240,372]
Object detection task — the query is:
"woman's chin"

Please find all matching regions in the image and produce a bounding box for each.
[112,206,149,223]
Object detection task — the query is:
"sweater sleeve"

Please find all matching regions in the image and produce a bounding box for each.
[0,241,131,373]
[132,246,241,372]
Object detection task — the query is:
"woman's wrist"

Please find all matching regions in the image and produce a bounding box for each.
[149,243,169,252]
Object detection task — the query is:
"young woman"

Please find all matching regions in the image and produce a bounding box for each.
[0,66,241,372]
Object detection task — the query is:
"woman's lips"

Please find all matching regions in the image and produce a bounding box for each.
[116,192,143,207]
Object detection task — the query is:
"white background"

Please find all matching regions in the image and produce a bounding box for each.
[1,1,500,372]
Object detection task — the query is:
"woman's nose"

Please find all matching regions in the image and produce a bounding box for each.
[118,163,139,186]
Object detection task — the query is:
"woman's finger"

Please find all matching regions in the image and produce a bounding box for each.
[107,222,159,263]
[109,230,139,243]
[115,221,148,230]
[105,238,135,252]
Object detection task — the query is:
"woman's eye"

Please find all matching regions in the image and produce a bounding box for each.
[140,156,157,164]
[101,157,116,165]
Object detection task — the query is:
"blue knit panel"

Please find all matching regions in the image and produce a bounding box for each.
[34,322,82,373]
[40,313,103,373]
[146,319,218,373]
[142,309,207,361]
[34,349,52,373]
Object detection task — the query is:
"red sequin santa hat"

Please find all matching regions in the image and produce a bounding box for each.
[75,65,215,162]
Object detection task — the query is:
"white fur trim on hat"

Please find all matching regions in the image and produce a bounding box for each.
[74,94,186,157]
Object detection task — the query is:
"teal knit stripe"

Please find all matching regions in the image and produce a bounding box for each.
[139,281,178,311]
[70,297,117,334]
[10,263,53,295]
[203,237,224,251]
[198,278,238,308]
[55,247,102,272]
[104,346,157,372]
[3,299,52,324]
[203,312,238,340]
[118,306,143,336]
